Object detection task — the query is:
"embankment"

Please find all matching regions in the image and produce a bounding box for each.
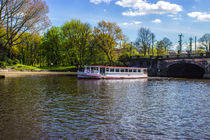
[0,70,77,78]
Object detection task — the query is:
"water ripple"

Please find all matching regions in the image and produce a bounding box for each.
[0,77,210,139]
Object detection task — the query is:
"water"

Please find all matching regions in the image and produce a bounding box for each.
[0,76,210,139]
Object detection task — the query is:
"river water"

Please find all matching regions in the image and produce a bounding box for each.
[0,76,210,139]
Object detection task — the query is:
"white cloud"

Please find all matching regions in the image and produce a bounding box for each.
[188,12,210,21]
[172,17,182,21]
[122,22,129,26]
[168,14,175,17]
[115,0,183,16]
[122,21,142,26]
[168,14,182,21]
[133,21,142,25]
[90,0,111,4]
[152,19,162,23]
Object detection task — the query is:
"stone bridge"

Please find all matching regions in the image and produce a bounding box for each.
[158,58,210,78]
[127,53,210,79]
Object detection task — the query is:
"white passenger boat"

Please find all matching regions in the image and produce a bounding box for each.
[78,65,148,79]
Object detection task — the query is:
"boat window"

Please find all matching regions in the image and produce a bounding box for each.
[129,69,132,72]
[110,68,114,72]
[143,69,147,74]
[138,69,141,73]
[100,68,105,74]
[106,68,109,72]
[133,69,137,72]
[116,69,119,72]
[94,67,98,70]
[121,69,124,72]
[125,69,128,72]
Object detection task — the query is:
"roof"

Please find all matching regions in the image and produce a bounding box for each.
[84,65,146,69]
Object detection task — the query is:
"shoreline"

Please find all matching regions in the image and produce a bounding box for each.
[0,71,77,78]
[1,70,209,80]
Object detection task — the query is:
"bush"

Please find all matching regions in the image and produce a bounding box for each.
[6,58,20,65]
[7,59,13,66]
[13,59,20,65]
[0,61,6,68]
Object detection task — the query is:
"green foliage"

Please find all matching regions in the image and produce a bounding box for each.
[40,66,77,71]
[156,41,166,56]
[7,59,14,66]
[6,18,208,68]
[14,65,41,70]
[0,61,6,68]
[6,58,19,66]
[12,65,77,71]
[93,20,123,65]
[42,26,62,66]
[13,59,20,65]
[17,33,42,66]
[61,19,92,66]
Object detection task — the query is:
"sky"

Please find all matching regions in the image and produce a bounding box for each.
[44,0,210,46]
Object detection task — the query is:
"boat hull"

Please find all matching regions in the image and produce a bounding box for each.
[77,72,148,79]
[77,73,102,79]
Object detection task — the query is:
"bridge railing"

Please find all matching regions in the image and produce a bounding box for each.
[131,52,210,60]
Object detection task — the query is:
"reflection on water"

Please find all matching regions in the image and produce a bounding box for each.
[0,76,210,139]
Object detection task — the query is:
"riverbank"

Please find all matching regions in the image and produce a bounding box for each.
[0,65,78,78]
[0,71,77,78]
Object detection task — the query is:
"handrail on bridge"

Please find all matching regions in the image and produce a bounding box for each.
[131,52,210,60]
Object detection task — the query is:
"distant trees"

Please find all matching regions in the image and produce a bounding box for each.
[135,28,174,56]
[156,41,165,55]
[35,20,125,67]
[42,26,62,66]
[199,33,210,51]
[93,20,123,65]
[61,20,92,66]
[119,36,139,59]
[18,33,42,66]
[161,37,172,54]
[135,27,154,56]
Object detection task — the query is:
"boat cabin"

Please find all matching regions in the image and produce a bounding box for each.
[83,65,147,74]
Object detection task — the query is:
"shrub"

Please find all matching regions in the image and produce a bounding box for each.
[0,61,7,68]
[13,59,20,65]
[7,59,13,66]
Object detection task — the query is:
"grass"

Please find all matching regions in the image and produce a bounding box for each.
[40,66,77,71]
[7,64,77,71]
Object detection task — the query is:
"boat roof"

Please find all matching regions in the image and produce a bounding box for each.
[84,65,146,69]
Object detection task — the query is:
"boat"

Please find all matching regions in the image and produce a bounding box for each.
[77,65,148,79]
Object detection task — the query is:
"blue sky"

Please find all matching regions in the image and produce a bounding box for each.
[45,0,210,45]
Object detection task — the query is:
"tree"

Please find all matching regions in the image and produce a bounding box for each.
[0,27,7,60]
[42,26,62,66]
[93,20,123,65]
[136,27,153,56]
[0,0,50,58]
[199,33,210,51]
[61,19,92,66]
[119,36,139,59]
[162,37,172,54]
[156,41,165,56]
[88,35,107,65]
[18,33,42,65]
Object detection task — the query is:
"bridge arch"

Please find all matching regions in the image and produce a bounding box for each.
[166,61,206,78]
